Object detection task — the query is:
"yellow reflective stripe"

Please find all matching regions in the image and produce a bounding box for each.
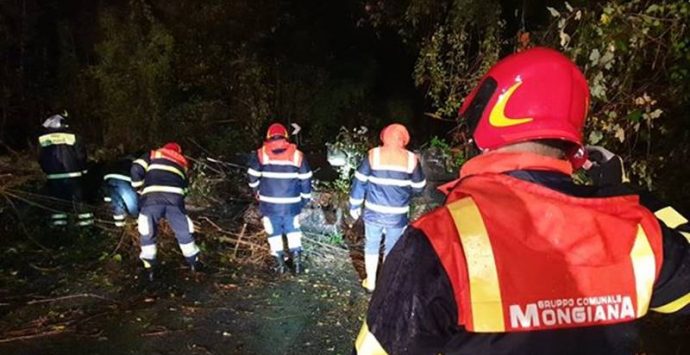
[651,292,690,314]
[682,232,690,244]
[142,186,186,195]
[655,207,688,229]
[38,133,76,146]
[103,174,131,182]
[133,159,149,170]
[47,171,83,179]
[630,225,656,317]
[147,164,186,179]
[447,197,504,332]
[354,322,387,355]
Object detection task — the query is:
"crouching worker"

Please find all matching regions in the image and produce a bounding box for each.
[131,142,200,281]
[247,123,312,274]
[103,155,139,227]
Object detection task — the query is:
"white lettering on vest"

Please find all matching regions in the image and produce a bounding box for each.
[509,295,636,329]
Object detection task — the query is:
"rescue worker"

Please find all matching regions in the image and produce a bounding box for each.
[131,142,200,281]
[37,113,93,227]
[348,123,426,292]
[103,155,139,227]
[354,47,690,354]
[247,123,312,274]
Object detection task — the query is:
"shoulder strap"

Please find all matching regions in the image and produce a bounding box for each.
[407,151,417,174]
[293,150,303,167]
[368,148,380,170]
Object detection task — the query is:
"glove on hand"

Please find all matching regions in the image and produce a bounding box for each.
[584,145,628,186]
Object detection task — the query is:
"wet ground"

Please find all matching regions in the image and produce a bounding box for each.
[0,237,369,355]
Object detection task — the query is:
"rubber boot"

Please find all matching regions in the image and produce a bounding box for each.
[141,258,156,282]
[274,252,287,274]
[186,254,204,273]
[292,250,303,275]
[363,254,379,293]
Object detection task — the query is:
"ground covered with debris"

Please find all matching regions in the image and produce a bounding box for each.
[0,153,371,355]
[2,154,690,355]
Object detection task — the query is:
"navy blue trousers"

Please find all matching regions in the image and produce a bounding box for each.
[46,177,93,227]
[137,204,199,267]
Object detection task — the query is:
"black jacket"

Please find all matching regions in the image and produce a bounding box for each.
[37,127,87,178]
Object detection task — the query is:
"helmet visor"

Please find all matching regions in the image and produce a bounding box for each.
[460,77,497,137]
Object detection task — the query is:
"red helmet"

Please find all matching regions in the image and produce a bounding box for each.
[460,47,589,158]
[266,123,289,141]
[162,142,182,153]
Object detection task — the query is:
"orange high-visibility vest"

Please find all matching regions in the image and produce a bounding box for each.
[257,144,302,167]
[150,148,188,170]
[368,147,417,173]
[418,157,663,333]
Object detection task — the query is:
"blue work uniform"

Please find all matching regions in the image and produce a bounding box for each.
[349,147,426,257]
[103,158,139,227]
[131,148,199,268]
[247,143,312,256]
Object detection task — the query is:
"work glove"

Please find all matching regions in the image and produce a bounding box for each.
[584,145,629,186]
[349,208,362,220]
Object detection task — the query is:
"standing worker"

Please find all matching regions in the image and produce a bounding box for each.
[354,47,690,354]
[103,155,139,227]
[247,123,312,274]
[348,123,426,292]
[131,142,200,281]
[37,113,93,228]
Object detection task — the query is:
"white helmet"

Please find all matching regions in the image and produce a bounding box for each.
[42,114,67,129]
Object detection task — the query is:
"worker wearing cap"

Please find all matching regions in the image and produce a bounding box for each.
[247,123,312,274]
[354,47,690,354]
[131,142,200,281]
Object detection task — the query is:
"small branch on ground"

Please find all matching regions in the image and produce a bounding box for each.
[0,329,70,344]
[234,223,247,258]
[26,293,116,305]
[1,194,50,251]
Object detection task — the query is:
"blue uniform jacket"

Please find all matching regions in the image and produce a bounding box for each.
[130,149,189,208]
[247,144,312,217]
[349,147,426,228]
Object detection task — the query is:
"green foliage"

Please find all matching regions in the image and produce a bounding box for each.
[538,0,690,189]
[320,126,374,203]
[89,2,175,150]
[364,0,503,118]
[427,136,466,171]
[367,0,690,202]
[325,231,345,246]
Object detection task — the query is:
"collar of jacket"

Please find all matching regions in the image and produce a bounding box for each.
[152,148,188,169]
[460,151,573,178]
[437,152,573,195]
[262,140,297,160]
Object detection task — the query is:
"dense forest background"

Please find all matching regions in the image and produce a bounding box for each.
[0,0,689,210]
